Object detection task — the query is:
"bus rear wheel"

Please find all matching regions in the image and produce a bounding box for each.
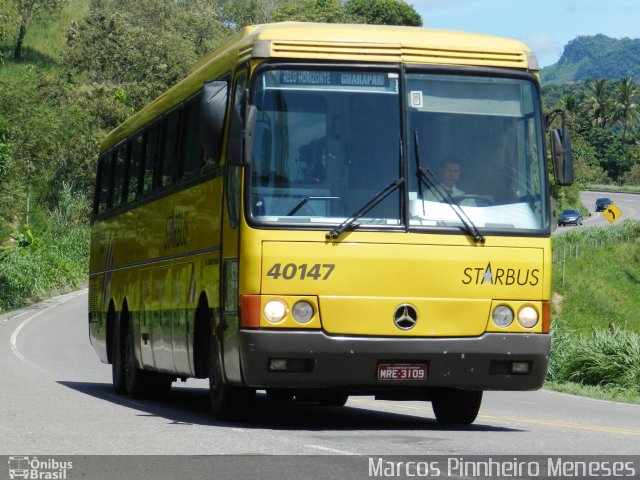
[209,340,255,420]
[111,314,127,395]
[431,389,482,425]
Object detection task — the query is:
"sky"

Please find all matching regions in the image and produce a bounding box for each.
[410,0,639,67]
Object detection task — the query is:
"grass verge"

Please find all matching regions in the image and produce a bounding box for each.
[547,221,640,403]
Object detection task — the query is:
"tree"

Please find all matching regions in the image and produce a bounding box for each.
[623,146,640,185]
[581,78,612,128]
[217,0,285,28]
[62,0,199,109]
[0,1,11,62]
[12,0,68,61]
[611,77,639,142]
[177,0,232,56]
[344,0,422,26]
[570,134,610,186]
[271,0,347,23]
[581,125,631,182]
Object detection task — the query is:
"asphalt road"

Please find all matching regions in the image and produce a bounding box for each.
[1,291,639,470]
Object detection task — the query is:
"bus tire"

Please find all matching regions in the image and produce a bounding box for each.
[111,310,127,395]
[122,313,154,399]
[209,337,255,420]
[431,389,482,425]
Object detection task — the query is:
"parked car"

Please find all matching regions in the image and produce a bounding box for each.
[558,209,583,226]
[595,197,612,211]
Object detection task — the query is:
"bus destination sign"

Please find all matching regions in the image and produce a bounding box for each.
[271,70,397,93]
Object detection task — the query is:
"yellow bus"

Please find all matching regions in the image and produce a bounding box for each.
[89,22,573,424]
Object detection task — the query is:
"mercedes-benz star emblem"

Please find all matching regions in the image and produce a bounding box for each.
[393,304,418,330]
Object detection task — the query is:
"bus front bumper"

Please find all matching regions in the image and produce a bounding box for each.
[238,330,549,393]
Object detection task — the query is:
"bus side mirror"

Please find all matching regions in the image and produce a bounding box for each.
[551,127,574,186]
[227,105,257,166]
[201,80,229,163]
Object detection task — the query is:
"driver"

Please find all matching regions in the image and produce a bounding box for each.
[424,158,464,201]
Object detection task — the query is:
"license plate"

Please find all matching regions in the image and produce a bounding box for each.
[377,363,427,381]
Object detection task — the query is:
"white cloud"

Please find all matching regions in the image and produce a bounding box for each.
[525,32,561,56]
[524,32,563,67]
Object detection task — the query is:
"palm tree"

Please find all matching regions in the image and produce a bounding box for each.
[581,79,612,128]
[611,77,640,142]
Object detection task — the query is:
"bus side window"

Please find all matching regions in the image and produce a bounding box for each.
[158,106,182,189]
[111,146,127,210]
[143,120,160,195]
[127,132,144,202]
[95,153,111,215]
[180,92,204,180]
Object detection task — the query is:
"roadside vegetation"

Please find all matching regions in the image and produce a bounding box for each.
[0,184,89,311]
[547,221,640,403]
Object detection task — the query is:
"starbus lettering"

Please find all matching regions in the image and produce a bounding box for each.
[462,262,540,286]
[165,210,188,249]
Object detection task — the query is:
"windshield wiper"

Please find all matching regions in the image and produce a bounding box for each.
[413,130,485,244]
[326,178,404,239]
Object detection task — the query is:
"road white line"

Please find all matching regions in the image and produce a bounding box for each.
[9,290,86,369]
[304,444,358,455]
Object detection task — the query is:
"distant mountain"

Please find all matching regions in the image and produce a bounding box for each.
[541,34,640,84]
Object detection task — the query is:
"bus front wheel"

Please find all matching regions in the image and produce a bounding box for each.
[209,339,255,420]
[431,389,482,425]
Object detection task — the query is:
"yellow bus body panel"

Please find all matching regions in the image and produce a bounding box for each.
[88,177,224,367]
[241,228,550,337]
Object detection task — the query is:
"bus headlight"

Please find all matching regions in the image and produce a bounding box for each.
[264,300,287,323]
[292,301,314,324]
[492,305,514,328]
[518,306,539,328]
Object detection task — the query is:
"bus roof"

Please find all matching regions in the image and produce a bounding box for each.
[101,22,538,150]
[195,22,536,71]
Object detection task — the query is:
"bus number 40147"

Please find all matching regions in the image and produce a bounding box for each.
[266,263,335,281]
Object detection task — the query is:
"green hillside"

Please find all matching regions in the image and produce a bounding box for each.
[1,0,89,70]
[542,34,640,84]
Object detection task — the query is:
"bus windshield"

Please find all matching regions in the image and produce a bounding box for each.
[248,67,548,233]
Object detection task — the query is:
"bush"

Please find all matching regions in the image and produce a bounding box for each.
[0,190,89,312]
[549,322,640,394]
